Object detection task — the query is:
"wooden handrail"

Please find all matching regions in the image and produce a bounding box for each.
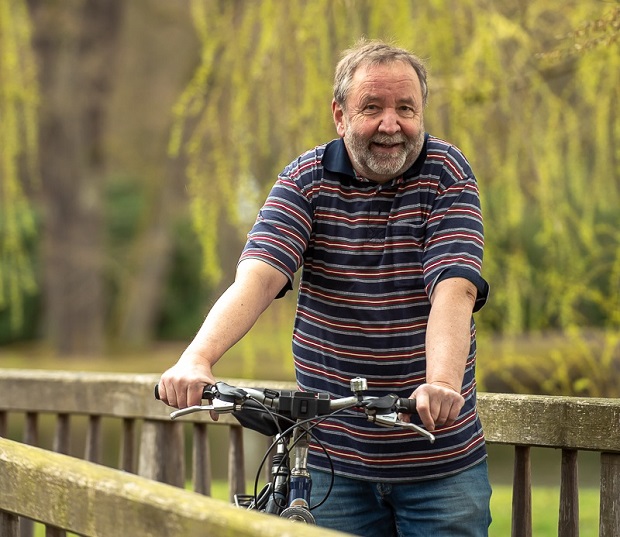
[1,369,619,536]
[0,437,349,537]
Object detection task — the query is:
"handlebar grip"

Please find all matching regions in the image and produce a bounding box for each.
[396,397,416,414]
[154,384,215,401]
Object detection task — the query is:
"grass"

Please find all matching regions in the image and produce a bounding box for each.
[489,486,600,536]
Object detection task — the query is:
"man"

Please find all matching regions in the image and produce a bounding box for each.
[158,39,492,536]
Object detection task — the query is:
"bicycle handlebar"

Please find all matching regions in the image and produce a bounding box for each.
[155,378,434,443]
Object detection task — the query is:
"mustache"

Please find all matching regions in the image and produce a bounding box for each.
[370,134,408,144]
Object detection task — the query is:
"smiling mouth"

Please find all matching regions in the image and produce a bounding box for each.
[372,142,402,151]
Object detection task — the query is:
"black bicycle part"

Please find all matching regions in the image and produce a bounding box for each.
[396,397,416,414]
[264,460,289,514]
[358,393,416,415]
[153,384,214,401]
[232,399,295,437]
[277,390,331,419]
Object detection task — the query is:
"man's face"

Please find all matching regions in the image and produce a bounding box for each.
[333,61,425,183]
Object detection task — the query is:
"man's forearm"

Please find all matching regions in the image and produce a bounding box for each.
[425,277,477,391]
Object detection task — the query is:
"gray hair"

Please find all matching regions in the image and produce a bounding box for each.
[333,39,429,109]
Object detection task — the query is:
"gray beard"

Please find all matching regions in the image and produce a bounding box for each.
[345,125,425,180]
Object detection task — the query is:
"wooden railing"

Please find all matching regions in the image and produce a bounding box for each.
[0,436,349,537]
[0,369,619,536]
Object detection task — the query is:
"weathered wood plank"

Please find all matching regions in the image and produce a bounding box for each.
[0,511,19,537]
[0,437,350,537]
[138,419,185,487]
[0,410,7,436]
[45,525,66,537]
[119,418,136,473]
[53,414,70,455]
[229,425,246,503]
[85,415,102,464]
[558,449,579,537]
[1,371,619,453]
[192,422,211,495]
[512,445,532,537]
[0,370,295,425]
[23,413,38,446]
[477,393,620,452]
[599,452,620,537]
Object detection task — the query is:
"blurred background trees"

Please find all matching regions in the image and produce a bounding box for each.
[1,0,618,394]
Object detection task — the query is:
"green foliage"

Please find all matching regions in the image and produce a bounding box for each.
[173,0,620,394]
[0,0,39,329]
[104,176,213,341]
[489,486,600,537]
[175,0,619,326]
[156,216,213,340]
[478,329,620,397]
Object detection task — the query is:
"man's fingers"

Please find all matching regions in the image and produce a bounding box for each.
[413,390,436,431]
[411,383,465,432]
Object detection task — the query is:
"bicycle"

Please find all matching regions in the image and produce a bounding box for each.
[155,377,435,524]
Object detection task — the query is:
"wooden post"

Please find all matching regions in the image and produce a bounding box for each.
[193,423,211,495]
[558,448,579,537]
[85,415,102,464]
[119,418,137,473]
[512,445,532,537]
[53,414,70,455]
[138,420,185,487]
[228,425,245,503]
[599,452,620,537]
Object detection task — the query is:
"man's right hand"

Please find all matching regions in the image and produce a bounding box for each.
[157,358,215,409]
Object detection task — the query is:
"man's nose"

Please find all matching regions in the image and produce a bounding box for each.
[378,109,401,135]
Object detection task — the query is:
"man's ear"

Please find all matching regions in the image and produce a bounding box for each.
[332,100,346,138]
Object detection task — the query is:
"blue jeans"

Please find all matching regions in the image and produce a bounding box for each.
[309,461,492,537]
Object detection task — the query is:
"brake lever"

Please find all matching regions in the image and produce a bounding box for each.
[169,399,236,420]
[368,412,436,443]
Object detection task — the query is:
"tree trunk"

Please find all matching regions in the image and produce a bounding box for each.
[107,0,198,346]
[28,0,124,355]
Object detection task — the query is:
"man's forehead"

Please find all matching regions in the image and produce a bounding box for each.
[350,61,421,97]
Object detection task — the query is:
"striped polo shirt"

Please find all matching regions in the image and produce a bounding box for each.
[240,134,489,481]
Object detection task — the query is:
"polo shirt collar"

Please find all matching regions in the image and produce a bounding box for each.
[322,133,429,181]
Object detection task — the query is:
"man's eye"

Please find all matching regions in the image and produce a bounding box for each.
[363,104,379,112]
[399,106,415,116]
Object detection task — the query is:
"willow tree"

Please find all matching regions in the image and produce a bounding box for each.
[174,0,619,392]
[420,0,620,394]
[0,0,38,330]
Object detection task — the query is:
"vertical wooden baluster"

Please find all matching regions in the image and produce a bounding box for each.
[138,420,185,487]
[0,411,7,437]
[0,511,19,537]
[512,445,532,537]
[53,414,70,455]
[193,423,211,495]
[599,452,620,537]
[558,448,579,537]
[85,415,102,464]
[23,413,39,446]
[119,418,136,473]
[228,425,245,503]
[45,524,66,537]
